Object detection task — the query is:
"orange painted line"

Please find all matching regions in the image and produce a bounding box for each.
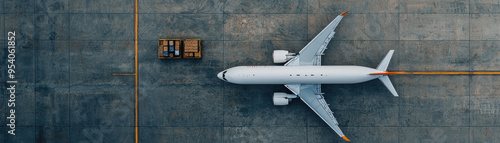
[111,73,135,76]
[134,0,139,142]
[395,71,500,75]
[369,71,405,75]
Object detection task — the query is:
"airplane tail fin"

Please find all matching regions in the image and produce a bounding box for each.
[376,50,394,71]
[375,50,399,97]
[379,76,399,97]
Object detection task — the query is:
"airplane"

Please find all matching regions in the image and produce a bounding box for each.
[217,10,401,142]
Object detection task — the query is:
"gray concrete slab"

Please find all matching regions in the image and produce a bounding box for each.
[400,0,468,14]
[224,40,274,67]
[36,127,69,142]
[0,127,4,142]
[69,85,134,127]
[35,41,69,127]
[471,14,500,40]
[471,76,500,126]
[70,127,133,142]
[471,0,500,13]
[398,41,469,71]
[4,0,34,14]
[5,14,34,41]
[308,127,399,142]
[36,87,69,127]
[69,40,135,127]
[138,40,224,86]
[308,0,399,14]
[69,0,133,13]
[70,14,133,40]
[224,0,306,14]
[1,1,4,13]
[139,14,223,41]
[69,40,134,85]
[12,81,36,127]
[471,41,500,71]
[139,0,224,14]
[35,14,69,40]
[400,14,469,40]
[400,127,469,143]
[224,14,307,41]
[0,39,4,128]
[0,15,4,40]
[140,127,222,142]
[309,14,398,41]
[224,127,307,142]
[397,75,469,126]
[4,127,35,142]
[471,127,500,142]
[138,85,223,127]
[35,0,68,13]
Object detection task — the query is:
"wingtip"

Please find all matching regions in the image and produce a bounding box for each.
[342,136,351,142]
[341,10,350,16]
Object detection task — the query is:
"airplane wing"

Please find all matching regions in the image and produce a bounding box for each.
[285,11,349,66]
[287,84,350,141]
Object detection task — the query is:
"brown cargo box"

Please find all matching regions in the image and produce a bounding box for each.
[169,53,174,57]
[169,41,174,46]
[184,49,198,53]
[194,52,200,57]
[163,46,168,51]
[184,46,198,52]
[175,41,180,50]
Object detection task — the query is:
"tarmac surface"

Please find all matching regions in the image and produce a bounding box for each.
[2,0,500,142]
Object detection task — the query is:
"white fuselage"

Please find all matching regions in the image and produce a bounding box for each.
[218,66,383,84]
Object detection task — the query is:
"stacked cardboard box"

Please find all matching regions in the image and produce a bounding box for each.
[158,39,182,59]
[184,40,198,52]
[174,41,180,56]
[159,39,201,59]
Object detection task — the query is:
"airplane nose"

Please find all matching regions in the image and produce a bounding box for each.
[217,72,223,80]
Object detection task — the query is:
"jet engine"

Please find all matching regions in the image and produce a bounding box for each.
[273,92,298,106]
[273,50,296,63]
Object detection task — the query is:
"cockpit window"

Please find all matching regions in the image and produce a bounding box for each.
[222,71,227,81]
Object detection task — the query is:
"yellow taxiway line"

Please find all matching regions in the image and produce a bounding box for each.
[134,0,139,142]
[111,73,136,76]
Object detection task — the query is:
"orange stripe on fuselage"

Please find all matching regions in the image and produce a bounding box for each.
[341,10,350,16]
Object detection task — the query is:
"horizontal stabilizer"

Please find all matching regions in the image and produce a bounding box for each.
[379,76,399,97]
[376,50,394,71]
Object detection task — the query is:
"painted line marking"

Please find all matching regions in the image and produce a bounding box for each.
[111,73,136,76]
[395,71,500,75]
[134,0,139,142]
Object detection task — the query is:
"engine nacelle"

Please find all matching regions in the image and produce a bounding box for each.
[273,50,296,63]
[273,92,298,106]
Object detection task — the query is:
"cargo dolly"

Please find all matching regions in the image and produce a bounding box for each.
[158,39,201,59]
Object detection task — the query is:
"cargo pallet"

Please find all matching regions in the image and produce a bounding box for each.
[158,39,201,59]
